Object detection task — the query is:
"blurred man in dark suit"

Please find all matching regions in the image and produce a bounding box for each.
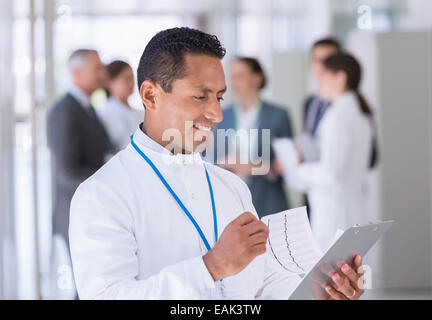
[303,38,341,137]
[47,49,113,250]
[302,38,341,219]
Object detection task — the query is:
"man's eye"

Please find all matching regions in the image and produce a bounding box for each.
[194,96,206,100]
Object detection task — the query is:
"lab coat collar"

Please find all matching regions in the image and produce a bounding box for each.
[132,126,203,166]
[332,91,357,109]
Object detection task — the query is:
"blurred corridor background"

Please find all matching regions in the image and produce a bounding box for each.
[1,0,432,299]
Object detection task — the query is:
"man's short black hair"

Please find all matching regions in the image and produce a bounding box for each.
[312,37,342,52]
[137,27,226,94]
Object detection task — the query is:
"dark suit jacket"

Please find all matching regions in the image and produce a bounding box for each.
[303,95,315,128]
[215,101,293,218]
[303,94,330,136]
[47,93,110,247]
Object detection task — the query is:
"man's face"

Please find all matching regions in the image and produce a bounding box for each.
[230,60,262,98]
[108,66,135,102]
[152,53,226,153]
[309,45,339,78]
[75,52,107,94]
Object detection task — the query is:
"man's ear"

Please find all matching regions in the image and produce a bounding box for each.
[139,80,158,111]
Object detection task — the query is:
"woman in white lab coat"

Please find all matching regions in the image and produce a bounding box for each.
[281,53,376,251]
[99,60,145,151]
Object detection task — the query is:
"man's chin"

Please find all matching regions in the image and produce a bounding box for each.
[165,142,209,154]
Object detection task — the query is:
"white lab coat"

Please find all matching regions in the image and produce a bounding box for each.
[69,127,300,299]
[98,97,145,150]
[288,92,372,251]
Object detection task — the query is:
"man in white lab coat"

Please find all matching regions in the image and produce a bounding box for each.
[69,27,365,300]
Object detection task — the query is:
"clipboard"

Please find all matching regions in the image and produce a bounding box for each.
[289,220,394,300]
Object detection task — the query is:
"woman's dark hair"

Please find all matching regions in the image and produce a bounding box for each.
[323,53,379,168]
[322,53,372,117]
[104,60,132,97]
[235,57,267,90]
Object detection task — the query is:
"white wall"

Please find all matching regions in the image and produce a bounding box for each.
[349,30,432,289]
[0,0,17,299]
[401,0,432,30]
[270,51,308,135]
[269,51,308,208]
[347,32,384,288]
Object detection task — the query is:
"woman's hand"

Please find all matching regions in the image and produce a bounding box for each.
[273,157,285,176]
[324,254,365,300]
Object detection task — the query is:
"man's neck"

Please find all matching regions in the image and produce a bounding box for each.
[72,82,92,97]
[141,122,191,155]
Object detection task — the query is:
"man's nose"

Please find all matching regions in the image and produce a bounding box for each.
[204,99,223,124]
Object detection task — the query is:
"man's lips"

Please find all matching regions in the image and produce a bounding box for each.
[193,123,214,132]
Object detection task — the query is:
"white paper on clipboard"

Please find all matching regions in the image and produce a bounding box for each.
[272,138,308,192]
[261,207,322,275]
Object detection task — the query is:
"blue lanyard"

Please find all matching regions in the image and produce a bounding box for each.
[130,135,218,252]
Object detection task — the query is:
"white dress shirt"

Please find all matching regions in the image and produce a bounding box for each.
[230,102,261,162]
[98,97,145,150]
[69,127,300,299]
[235,102,261,131]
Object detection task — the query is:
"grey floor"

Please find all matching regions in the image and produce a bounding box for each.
[363,287,432,300]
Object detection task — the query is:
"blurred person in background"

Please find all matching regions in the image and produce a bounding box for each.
[303,38,341,137]
[278,53,376,251]
[215,57,293,218]
[301,38,341,219]
[99,60,145,151]
[47,49,114,252]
